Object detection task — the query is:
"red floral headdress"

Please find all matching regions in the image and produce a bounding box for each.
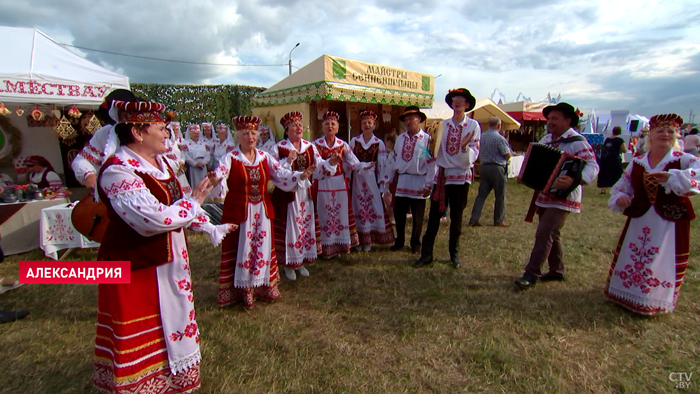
[322,110,340,122]
[359,110,378,120]
[232,115,262,132]
[280,111,303,128]
[649,114,683,130]
[113,100,166,124]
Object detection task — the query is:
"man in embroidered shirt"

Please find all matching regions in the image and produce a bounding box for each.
[388,106,433,254]
[469,116,512,227]
[414,88,481,269]
[514,102,599,289]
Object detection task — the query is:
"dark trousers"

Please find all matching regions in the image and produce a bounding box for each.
[421,183,469,258]
[524,207,569,276]
[470,164,507,224]
[394,197,426,249]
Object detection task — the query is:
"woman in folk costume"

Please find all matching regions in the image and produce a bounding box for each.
[269,111,339,280]
[165,121,192,196]
[215,115,315,309]
[200,122,218,170]
[72,89,141,189]
[257,125,276,153]
[94,99,234,394]
[348,110,395,251]
[212,123,235,168]
[25,155,63,189]
[183,125,210,188]
[605,114,700,315]
[313,110,361,257]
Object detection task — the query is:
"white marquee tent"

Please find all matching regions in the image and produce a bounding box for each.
[0,26,129,181]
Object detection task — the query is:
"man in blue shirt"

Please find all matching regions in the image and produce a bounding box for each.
[469,116,512,227]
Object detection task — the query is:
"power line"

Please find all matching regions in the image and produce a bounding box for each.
[60,43,287,67]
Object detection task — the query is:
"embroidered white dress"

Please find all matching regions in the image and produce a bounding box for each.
[165,138,191,196]
[349,134,395,246]
[95,146,229,394]
[183,139,210,189]
[605,150,700,315]
[269,139,337,267]
[214,148,307,307]
[258,138,276,154]
[313,137,361,257]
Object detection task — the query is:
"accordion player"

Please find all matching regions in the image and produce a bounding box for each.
[517,143,587,200]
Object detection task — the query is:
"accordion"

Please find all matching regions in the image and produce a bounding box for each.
[517,143,586,200]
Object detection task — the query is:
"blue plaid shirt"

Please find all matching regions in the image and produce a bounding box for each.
[479,129,511,166]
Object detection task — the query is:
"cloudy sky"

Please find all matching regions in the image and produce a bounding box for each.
[2,0,699,120]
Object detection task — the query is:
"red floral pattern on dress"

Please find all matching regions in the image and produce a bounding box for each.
[179,210,188,218]
[179,201,193,210]
[673,151,683,157]
[287,201,315,254]
[127,158,140,167]
[322,191,347,236]
[355,182,378,225]
[164,217,172,225]
[103,178,146,197]
[239,213,271,277]
[44,213,76,243]
[614,226,673,293]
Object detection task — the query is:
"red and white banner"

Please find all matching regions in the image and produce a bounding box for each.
[0,79,112,105]
[19,261,131,284]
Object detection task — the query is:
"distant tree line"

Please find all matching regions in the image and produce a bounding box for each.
[131,83,265,125]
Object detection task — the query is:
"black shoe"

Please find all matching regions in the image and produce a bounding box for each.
[450,255,462,269]
[0,309,30,324]
[514,273,538,290]
[540,272,566,282]
[390,244,404,251]
[413,255,433,268]
[411,245,421,254]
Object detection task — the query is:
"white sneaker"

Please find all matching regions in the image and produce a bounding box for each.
[284,267,297,281]
[362,245,371,252]
[297,266,310,277]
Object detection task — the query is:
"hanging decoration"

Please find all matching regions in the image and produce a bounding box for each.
[52,107,62,120]
[67,105,82,119]
[80,112,102,135]
[0,102,9,116]
[15,106,24,117]
[31,105,45,121]
[54,115,78,145]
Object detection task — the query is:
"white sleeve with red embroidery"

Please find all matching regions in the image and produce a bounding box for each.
[663,153,700,197]
[574,140,600,185]
[265,152,308,192]
[343,141,362,172]
[465,124,481,167]
[45,171,64,188]
[608,160,635,212]
[377,140,389,185]
[186,205,230,246]
[211,152,231,199]
[100,165,203,237]
[71,125,112,185]
[312,145,337,180]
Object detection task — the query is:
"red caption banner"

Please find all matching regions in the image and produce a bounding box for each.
[19,261,131,284]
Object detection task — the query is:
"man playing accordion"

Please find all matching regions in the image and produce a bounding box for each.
[514,102,599,289]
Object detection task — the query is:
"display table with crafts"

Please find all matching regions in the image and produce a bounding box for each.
[508,155,525,178]
[40,202,100,259]
[0,198,70,256]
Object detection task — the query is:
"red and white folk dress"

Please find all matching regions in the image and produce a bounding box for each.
[313,137,361,257]
[95,146,229,394]
[214,148,307,308]
[269,139,336,268]
[349,134,395,246]
[606,150,700,315]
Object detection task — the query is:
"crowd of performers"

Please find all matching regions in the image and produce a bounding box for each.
[69,88,699,394]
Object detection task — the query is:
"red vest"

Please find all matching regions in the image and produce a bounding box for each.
[221,156,274,224]
[624,159,695,222]
[97,156,183,270]
[315,141,347,176]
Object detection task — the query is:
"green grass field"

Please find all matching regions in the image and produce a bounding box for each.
[1,180,698,393]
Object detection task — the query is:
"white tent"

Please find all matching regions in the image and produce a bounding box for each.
[0,26,129,182]
[424,98,521,131]
[0,26,129,105]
